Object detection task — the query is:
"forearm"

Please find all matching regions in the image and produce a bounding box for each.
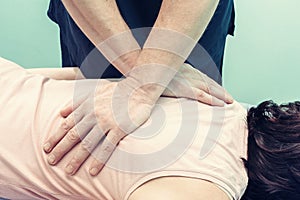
[131,0,220,101]
[61,0,141,75]
[27,67,85,80]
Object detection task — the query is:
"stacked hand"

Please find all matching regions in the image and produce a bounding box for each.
[162,63,233,106]
[43,77,155,176]
[43,64,233,176]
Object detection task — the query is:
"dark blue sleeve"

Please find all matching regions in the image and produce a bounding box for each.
[47,0,235,81]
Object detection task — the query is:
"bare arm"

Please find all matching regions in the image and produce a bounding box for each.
[130,0,221,103]
[61,0,219,77]
[43,0,232,177]
[61,0,230,104]
[61,0,141,75]
[27,67,85,80]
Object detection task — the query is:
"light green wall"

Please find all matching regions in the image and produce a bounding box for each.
[0,0,299,105]
[223,0,300,104]
[0,0,60,68]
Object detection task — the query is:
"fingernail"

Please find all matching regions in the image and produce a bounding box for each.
[89,168,98,176]
[65,165,74,175]
[48,154,56,165]
[43,143,51,153]
[226,93,234,103]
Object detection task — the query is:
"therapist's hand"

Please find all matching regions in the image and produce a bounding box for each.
[43,78,155,176]
[162,63,233,106]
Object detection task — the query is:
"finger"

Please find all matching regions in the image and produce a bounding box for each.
[89,129,127,176]
[60,102,73,118]
[60,94,89,117]
[206,80,234,104]
[89,158,105,177]
[43,112,78,153]
[192,88,225,107]
[193,74,233,105]
[179,64,233,103]
[44,96,92,154]
[64,125,106,175]
[163,77,186,98]
[46,117,93,166]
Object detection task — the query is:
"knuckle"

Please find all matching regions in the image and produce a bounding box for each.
[60,120,70,131]
[197,90,205,99]
[111,131,126,144]
[205,85,211,94]
[66,129,80,142]
[81,139,94,152]
[109,136,120,146]
[96,147,111,163]
[103,144,114,155]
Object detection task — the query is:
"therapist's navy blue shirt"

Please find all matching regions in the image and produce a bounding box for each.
[48,0,235,83]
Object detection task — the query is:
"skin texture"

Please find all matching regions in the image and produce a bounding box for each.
[44,0,234,177]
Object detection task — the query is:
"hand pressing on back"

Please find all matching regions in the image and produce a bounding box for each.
[43,77,155,176]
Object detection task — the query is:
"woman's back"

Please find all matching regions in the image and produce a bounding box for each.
[0,58,248,200]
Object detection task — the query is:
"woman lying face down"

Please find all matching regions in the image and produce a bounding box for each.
[0,57,299,200]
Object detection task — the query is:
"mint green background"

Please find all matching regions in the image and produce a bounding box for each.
[0,0,299,105]
[0,0,60,68]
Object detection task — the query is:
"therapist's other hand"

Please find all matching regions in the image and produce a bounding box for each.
[43,78,154,176]
[162,63,233,106]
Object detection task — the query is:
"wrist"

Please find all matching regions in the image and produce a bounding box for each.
[120,75,164,104]
[127,63,178,97]
[112,50,140,76]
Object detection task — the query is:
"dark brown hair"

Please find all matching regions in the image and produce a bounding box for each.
[241,100,300,200]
